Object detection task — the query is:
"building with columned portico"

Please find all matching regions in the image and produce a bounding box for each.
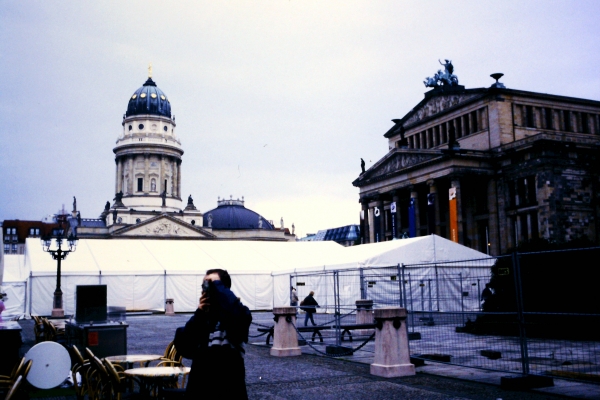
[353,62,600,255]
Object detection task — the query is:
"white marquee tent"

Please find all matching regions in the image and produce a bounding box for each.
[1,235,493,316]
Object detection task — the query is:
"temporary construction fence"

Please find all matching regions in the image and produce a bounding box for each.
[286,247,600,384]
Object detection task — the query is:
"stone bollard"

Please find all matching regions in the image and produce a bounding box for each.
[370,307,415,378]
[165,298,175,316]
[270,307,302,357]
[355,299,374,335]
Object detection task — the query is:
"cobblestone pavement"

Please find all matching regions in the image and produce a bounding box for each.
[16,313,600,399]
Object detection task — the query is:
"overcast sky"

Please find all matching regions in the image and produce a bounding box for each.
[1,1,599,238]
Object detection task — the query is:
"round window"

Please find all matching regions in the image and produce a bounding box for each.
[151,93,157,99]
[136,218,141,224]
[191,220,196,226]
[140,93,146,98]
[138,124,144,130]
[161,95,166,100]
[131,94,137,99]
[163,126,168,132]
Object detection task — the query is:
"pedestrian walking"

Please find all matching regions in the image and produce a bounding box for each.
[301,291,319,326]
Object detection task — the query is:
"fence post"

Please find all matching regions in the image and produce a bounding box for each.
[270,306,302,357]
[512,251,530,375]
[396,264,403,308]
[370,307,415,378]
[359,268,365,300]
[334,270,341,347]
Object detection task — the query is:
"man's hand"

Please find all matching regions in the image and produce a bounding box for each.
[199,292,210,312]
[198,272,221,312]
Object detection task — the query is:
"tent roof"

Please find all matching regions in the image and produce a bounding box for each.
[24,235,491,277]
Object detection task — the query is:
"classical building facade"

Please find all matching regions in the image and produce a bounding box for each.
[353,64,600,255]
[68,71,294,242]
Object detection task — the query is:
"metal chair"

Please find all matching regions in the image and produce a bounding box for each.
[3,375,23,400]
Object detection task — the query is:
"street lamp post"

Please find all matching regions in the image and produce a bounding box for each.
[41,216,78,317]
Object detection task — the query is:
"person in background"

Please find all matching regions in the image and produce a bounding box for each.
[290,287,299,308]
[301,291,319,326]
[175,269,252,399]
[0,292,6,322]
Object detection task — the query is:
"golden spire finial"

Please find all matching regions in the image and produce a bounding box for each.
[148,63,153,79]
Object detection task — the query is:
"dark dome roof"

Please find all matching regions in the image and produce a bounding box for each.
[203,200,274,230]
[126,78,172,118]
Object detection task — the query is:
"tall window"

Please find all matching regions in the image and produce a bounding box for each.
[4,244,9,254]
[151,178,156,192]
[137,178,143,192]
[525,106,535,128]
[544,108,553,129]
[563,110,571,131]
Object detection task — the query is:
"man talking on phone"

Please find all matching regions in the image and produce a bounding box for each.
[175,269,252,399]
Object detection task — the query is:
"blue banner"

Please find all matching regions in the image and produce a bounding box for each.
[408,198,416,238]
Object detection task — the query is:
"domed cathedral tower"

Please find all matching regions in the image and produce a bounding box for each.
[114,70,182,212]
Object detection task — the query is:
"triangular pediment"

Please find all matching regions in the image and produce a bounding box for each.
[114,214,215,238]
[354,150,441,186]
[404,92,479,126]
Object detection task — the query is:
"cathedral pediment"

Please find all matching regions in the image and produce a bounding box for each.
[404,93,479,126]
[114,214,215,238]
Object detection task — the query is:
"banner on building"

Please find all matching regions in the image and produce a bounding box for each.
[408,198,416,238]
[390,201,397,239]
[373,206,381,242]
[449,187,458,243]
[427,193,435,235]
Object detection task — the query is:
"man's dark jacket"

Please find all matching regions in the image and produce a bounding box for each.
[302,294,319,314]
[174,281,252,399]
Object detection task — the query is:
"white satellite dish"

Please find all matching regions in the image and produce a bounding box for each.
[25,342,71,389]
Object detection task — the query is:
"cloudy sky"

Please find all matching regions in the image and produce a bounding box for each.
[1,1,599,238]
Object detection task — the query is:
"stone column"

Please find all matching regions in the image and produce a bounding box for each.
[116,158,122,195]
[361,199,370,244]
[177,160,182,199]
[487,179,499,255]
[144,153,149,193]
[158,155,164,195]
[172,157,178,198]
[270,307,302,357]
[128,157,134,194]
[370,308,415,378]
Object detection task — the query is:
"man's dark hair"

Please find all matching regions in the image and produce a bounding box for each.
[206,269,231,288]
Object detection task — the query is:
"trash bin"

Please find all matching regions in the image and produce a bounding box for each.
[165,298,175,316]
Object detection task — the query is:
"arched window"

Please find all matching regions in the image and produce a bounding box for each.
[151,178,156,192]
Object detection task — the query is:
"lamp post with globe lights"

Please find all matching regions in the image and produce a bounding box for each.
[41,215,78,317]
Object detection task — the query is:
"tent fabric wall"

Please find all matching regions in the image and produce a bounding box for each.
[19,235,493,315]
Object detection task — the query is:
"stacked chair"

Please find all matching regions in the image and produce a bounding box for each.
[41,317,66,343]
[31,315,46,343]
[156,341,186,400]
[0,357,33,400]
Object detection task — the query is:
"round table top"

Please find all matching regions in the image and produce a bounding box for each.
[124,366,190,378]
[105,354,163,363]
[25,342,71,389]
